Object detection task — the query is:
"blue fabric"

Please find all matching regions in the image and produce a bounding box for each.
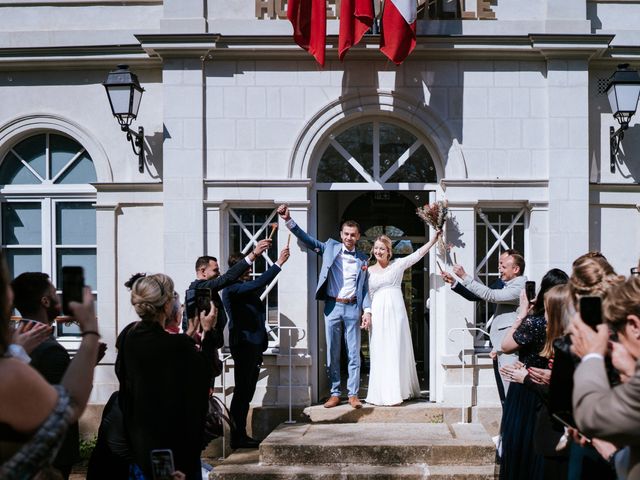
[567,442,616,480]
[324,301,361,396]
[129,463,146,480]
[499,382,544,480]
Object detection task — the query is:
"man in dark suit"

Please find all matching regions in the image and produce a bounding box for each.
[10,272,78,479]
[184,239,272,351]
[222,245,290,449]
[278,204,371,409]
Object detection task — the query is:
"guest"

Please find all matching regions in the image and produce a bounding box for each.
[441,249,514,404]
[572,276,640,480]
[498,269,569,480]
[117,273,218,479]
[222,246,290,449]
[0,252,100,479]
[448,251,527,393]
[10,272,80,479]
[184,239,272,352]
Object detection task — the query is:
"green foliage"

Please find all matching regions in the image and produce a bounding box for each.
[79,436,97,460]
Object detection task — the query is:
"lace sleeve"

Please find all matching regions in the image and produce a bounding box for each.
[0,385,75,480]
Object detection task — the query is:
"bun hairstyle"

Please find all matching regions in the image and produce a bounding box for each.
[569,255,623,305]
[126,273,174,322]
[371,235,393,262]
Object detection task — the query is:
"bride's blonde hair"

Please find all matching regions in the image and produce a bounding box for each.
[371,235,393,262]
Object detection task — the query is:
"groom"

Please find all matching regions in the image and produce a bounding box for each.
[277,204,371,408]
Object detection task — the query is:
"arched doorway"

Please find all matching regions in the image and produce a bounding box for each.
[313,118,440,400]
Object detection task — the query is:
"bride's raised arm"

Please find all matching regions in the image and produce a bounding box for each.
[394,230,442,271]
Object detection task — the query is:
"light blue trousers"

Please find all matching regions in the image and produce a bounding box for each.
[324,301,361,397]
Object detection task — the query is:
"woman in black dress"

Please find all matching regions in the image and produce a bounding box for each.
[116,273,217,480]
[498,268,569,480]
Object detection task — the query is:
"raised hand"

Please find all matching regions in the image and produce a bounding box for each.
[441,271,455,285]
[13,321,52,354]
[70,287,98,335]
[452,264,467,279]
[200,301,218,332]
[254,239,272,256]
[277,204,291,221]
[277,246,290,266]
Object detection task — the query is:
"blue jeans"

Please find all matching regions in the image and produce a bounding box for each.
[324,301,361,397]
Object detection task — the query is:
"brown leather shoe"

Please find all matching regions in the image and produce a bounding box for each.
[348,396,362,409]
[324,396,341,408]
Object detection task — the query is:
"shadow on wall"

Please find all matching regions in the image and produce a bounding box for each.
[615,123,640,182]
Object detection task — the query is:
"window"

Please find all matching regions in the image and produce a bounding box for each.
[228,207,282,348]
[474,208,526,346]
[0,133,97,337]
[316,121,437,187]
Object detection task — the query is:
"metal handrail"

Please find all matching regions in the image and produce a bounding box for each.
[218,352,233,459]
[266,325,307,424]
[447,327,490,424]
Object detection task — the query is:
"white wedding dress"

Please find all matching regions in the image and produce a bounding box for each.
[365,247,426,406]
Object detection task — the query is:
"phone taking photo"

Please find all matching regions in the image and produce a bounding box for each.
[150,449,174,480]
[525,281,536,302]
[579,296,602,329]
[195,288,212,315]
[61,266,84,316]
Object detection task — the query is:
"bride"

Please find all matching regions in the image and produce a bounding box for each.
[364,231,441,406]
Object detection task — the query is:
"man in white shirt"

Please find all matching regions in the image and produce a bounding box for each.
[278,204,371,408]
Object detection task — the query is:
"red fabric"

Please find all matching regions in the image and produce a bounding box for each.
[287,0,327,67]
[338,0,375,61]
[380,0,417,65]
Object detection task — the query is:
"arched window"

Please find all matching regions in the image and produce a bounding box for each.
[316,121,438,188]
[0,132,97,336]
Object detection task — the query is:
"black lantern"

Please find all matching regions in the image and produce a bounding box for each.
[103,65,146,173]
[606,64,640,173]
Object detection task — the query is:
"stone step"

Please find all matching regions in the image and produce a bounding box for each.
[210,450,496,480]
[260,423,495,466]
[303,400,469,424]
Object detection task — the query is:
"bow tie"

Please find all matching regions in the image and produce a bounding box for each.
[343,250,356,256]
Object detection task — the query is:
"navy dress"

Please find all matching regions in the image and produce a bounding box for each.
[500,315,548,480]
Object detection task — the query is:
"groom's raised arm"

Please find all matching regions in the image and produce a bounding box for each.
[277,204,325,255]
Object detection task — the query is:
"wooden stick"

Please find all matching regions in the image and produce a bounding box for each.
[453,252,457,264]
[436,260,444,273]
[287,232,291,247]
[267,223,278,240]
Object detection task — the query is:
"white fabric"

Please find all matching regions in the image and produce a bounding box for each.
[389,0,417,24]
[365,247,425,405]
[327,249,359,299]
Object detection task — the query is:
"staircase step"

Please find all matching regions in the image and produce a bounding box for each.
[211,450,496,480]
[303,400,456,424]
[260,423,495,466]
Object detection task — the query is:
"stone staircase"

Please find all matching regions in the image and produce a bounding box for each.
[210,402,498,479]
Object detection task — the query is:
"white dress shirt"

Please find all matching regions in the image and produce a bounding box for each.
[327,248,359,299]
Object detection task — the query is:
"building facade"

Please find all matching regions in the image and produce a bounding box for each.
[0,0,638,408]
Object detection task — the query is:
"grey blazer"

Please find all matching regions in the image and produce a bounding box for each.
[574,357,640,480]
[460,274,526,353]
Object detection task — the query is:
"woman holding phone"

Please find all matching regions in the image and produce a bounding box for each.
[0,252,100,479]
[498,268,569,480]
[117,273,218,480]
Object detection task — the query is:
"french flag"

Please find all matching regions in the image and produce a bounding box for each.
[287,0,327,67]
[380,0,417,65]
[338,0,375,61]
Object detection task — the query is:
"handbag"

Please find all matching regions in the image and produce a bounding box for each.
[202,395,235,448]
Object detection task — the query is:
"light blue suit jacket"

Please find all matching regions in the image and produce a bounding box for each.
[289,221,371,312]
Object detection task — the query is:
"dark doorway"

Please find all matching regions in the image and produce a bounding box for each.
[316,190,433,399]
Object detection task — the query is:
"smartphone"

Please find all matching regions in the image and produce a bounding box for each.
[525,281,536,302]
[61,266,84,316]
[150,449,174,480]
[195,288,212,315]
[580,296,602,329]
[551,413,592,443]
